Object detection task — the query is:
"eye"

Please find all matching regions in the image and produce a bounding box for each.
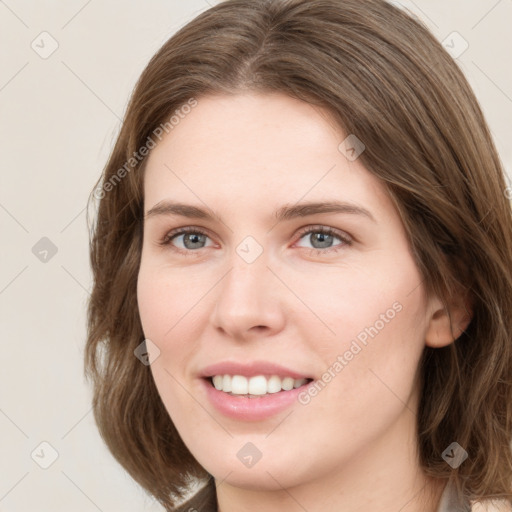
[157,225,352,256]
[158,226,214,254]
[294,225,352,255]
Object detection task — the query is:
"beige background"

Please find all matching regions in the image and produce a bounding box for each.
[1,1,511,510]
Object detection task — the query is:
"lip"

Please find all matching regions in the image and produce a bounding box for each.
[200,377,313,421]
[199,360,312,380]
[199,361,315,421]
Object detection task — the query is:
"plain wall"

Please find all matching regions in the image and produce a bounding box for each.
[1,0,511,510]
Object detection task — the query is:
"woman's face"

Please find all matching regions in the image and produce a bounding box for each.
[137,92,441,492]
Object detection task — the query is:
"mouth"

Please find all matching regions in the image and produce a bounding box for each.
[204,374,315,398]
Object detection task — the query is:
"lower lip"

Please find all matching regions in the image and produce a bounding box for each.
[201,378,311,421]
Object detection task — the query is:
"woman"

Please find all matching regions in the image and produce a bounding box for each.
[85,1,512,511]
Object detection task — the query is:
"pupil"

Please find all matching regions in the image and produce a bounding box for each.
[184,233,204,249]
[312,232,332,248]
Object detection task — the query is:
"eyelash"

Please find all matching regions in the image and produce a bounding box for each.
[157,225,352,257]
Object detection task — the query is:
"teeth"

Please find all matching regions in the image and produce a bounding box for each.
[282,377,294,391]
[213,375,223,390]
[232,375,248,394]
[222,375,232,392]
[211,374,310,395]
[267,375,282,393]
[247,375,266,395]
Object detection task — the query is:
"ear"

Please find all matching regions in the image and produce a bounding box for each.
[424,291,473,348]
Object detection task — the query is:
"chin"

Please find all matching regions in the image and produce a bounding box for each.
[199,450,310,491]
[216,466,303,491]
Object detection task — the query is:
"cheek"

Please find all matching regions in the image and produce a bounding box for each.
[137,267,192,374]
[137,270,169,345]
[291,252,424,350]
[137,268,199,423]
[137,264,196,341]
[299,254,427,410]
[137,263,217,383]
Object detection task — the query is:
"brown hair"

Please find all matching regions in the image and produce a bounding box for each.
[84,0,512,509]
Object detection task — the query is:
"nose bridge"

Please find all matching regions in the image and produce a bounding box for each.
[211,242,284,337]
[220,248,269,313]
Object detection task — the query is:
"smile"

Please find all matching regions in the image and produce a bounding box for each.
[201,375,315,421]
[210,374,313,397]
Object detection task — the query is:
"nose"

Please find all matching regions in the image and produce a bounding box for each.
[210,251,286,341]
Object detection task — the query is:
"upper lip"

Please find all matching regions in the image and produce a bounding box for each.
[199,360,313,380]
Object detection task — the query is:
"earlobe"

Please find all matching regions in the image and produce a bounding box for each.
[424,295,473,348]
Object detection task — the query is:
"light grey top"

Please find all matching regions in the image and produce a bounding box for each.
[437,480,472,512]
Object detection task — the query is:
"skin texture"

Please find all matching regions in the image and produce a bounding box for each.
[137,92,470,512]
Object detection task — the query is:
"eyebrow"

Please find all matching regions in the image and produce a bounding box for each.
[144,200,376,223]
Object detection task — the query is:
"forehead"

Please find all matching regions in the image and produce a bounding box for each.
[142,92,390,220]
